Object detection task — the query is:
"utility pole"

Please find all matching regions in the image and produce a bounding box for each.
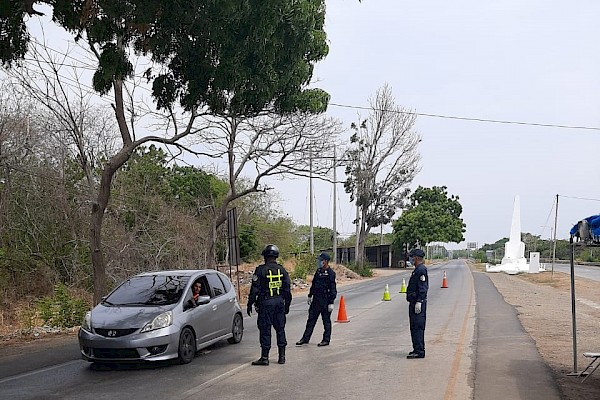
[355,198,360,263]
[552,194,559,277]
[309,152,314,255]
[332,146,337,263]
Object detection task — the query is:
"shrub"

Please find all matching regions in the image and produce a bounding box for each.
[290,253,315,280]
[347,262,373,277]
[36,283,89,328]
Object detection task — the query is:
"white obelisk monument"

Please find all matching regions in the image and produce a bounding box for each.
[486,195,532,274]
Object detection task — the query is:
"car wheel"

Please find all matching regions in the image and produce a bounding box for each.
[227,313,243,344]
[178,327,196,364]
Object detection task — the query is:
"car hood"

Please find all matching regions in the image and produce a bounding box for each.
[91,304,175,329]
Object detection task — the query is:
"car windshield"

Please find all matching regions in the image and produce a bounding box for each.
[105,275,191,306]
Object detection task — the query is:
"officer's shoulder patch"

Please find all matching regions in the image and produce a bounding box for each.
[252,273,258,282]
[420,275,426,281]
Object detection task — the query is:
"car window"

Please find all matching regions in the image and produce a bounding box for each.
[206,273,225,297]
[217,272,232,293]
[105,275,190,306]
[186,276,211,300]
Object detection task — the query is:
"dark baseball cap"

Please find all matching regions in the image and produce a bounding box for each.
[318,252,331,261]
[409,248,425,258]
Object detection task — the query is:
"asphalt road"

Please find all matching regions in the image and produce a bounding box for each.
[550,262,600,282]
[0,260,565,399]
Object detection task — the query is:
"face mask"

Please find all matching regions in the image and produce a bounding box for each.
[317,259,324,269]
[409,256,415,265]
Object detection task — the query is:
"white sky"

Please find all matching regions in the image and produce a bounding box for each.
[22,1,600,250]
[269,0,600,248]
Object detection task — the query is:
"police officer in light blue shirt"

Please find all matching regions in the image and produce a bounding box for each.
[405,248,428,359]
[296,252,337,347]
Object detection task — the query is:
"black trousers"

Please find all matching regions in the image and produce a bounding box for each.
[257,300,287,352]
[301,297,332,343]
[408,300,427,356]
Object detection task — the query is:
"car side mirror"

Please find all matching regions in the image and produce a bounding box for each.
[184,295,211,311]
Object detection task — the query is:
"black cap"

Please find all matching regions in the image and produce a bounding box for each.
[409,248,425,258]
[318,252,331,261]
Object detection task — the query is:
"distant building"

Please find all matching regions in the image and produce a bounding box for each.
[332,244,402,268]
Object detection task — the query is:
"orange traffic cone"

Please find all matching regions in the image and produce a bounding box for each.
[441,271,448,288]
[336,295,349,323]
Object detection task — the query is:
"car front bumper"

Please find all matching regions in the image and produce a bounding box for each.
[78,325,181,362]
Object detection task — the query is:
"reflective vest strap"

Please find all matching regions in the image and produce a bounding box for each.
[267,268,283,296]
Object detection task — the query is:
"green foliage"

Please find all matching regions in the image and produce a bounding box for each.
[36,283,89,328]
[254,216,297,258]
[471,250,487,263]
[239,223,259,262]
[17,304,37,332]
[290,253,314,280]
[337,232,394,248]
[0,0,29,66]
[168,165,228,210]
[293,225,334,253]
[346,261,373,277]
[392,186,465,249]
[2,0,330,115]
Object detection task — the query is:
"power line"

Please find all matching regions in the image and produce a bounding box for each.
[19,39,600,133]
[559,195,600,203]
[329,102,600,131]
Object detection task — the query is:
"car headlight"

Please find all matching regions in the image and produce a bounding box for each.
[81,311,92,332]
[141,311,173,333]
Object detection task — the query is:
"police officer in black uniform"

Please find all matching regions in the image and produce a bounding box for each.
[405,248,428,359]
[296,252,337,347]
[247,244,292,366]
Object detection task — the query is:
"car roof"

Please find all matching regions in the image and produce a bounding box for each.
[135,269,216,278]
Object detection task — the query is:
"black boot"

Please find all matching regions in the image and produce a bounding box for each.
[252,348,269,366]
[278,346,286,365]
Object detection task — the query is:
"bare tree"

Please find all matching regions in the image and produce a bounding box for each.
[195,112,341,267]
[5,40,204,303]
[344,84,421,264]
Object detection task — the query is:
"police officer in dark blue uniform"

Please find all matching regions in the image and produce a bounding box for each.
[296,252,337,347]
[405,248,428,359]
[247,244,292,366]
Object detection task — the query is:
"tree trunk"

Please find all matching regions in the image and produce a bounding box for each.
[206,205,229,269]
[356,213,368,265]
[207,218,217,269]
[90,201,106,305]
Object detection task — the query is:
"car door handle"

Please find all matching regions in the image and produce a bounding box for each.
[212,305,218,311]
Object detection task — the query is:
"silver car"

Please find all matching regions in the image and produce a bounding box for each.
[78,270,243,364]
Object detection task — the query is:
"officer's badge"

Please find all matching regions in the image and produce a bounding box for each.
[420,275,426,281]
[252,273,258,282]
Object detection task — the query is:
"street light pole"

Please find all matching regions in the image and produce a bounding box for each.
[552,194,559,278]
[332,146,337,263]
[309,152,314,255]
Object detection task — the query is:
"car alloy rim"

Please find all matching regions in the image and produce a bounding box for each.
[233,315,242,341]
[181,330,194,360]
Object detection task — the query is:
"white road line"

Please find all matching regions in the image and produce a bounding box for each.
[182,363,250,398]
[0,360,81,384]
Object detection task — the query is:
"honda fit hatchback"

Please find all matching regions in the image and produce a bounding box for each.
[78,270,243,364]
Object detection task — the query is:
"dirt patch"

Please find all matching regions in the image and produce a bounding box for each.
[481,265,600,399]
